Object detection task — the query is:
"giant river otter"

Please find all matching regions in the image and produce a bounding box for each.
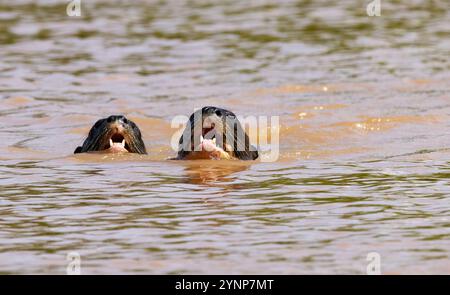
[74,115,147,154]
[175,106,258,160]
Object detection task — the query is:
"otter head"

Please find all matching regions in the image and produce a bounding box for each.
[177,106,258,160]
[74,115,147,154]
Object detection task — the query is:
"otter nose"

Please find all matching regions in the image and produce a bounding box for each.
[106,115,129,125]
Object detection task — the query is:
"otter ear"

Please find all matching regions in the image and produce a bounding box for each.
[74,146,82,154]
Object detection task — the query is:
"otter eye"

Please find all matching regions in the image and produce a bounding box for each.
[123,117,128,124]
[215,109,222,117]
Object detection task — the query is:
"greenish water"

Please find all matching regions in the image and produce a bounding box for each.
[0,0,449,274]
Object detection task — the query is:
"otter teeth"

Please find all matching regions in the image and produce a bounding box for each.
[109,138,126,148]
[200,136,218,146]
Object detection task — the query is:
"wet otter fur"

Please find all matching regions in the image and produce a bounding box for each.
[176,106,258,160]
[74,115,146,154]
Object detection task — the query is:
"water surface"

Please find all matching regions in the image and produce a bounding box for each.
[0,0,449,274]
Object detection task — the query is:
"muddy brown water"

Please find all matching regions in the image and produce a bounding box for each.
[0,0,449,274]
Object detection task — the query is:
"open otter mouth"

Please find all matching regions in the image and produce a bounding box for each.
[192,122,231,159]
[202,122,216,139]
[198,122,220,149]
[106,133,130,152]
